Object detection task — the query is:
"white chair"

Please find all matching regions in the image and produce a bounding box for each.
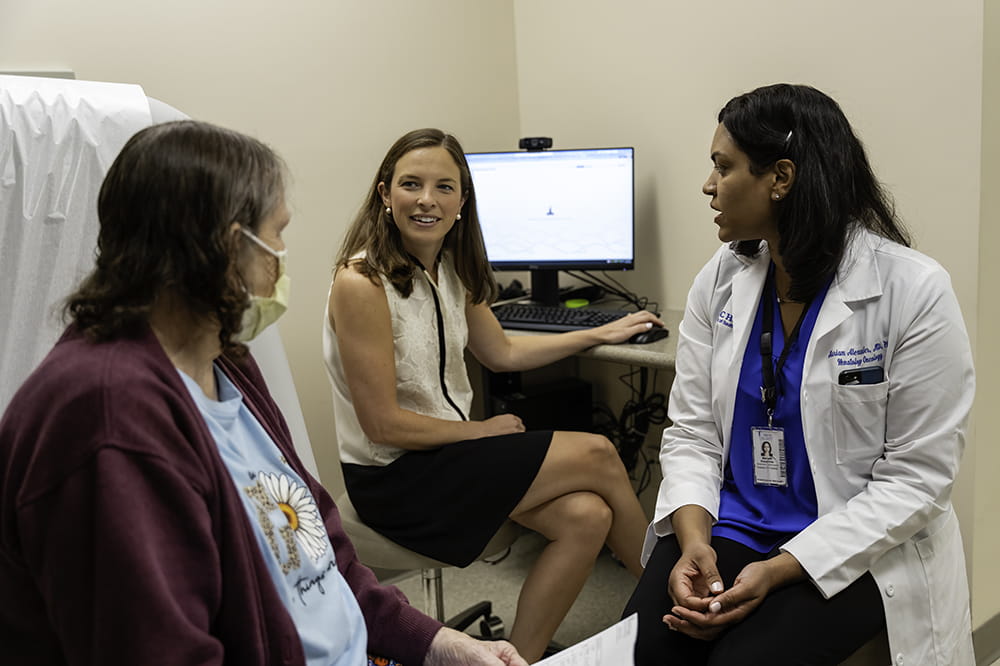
[247,325,320,480]
[334,488,518,637]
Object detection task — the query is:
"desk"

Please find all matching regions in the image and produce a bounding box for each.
[478,308,683,421]
[570,308,681,371]
[503,308,682,372]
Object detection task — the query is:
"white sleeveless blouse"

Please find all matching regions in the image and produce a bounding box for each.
[323,253,474,466]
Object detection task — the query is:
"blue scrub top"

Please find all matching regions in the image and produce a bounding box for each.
[713,267,831,553]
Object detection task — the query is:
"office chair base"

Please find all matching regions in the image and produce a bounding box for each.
[420,568,507,640]
[542,641,566,657]
[445,600,505,640]
[478,614,505,640]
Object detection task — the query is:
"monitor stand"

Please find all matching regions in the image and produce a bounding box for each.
[530,269,561,307]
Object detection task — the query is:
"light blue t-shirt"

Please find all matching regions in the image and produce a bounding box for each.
[179,365,367,666]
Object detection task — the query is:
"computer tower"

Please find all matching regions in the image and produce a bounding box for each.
[489,378,593,432]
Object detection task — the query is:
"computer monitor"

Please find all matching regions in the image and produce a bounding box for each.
[465,146,635,306]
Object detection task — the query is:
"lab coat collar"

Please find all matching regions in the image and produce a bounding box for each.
[725,228,883,358]
[727,243,770,365]
[833,227,884,304]
[728,228,883,300]
[813,226,884,345]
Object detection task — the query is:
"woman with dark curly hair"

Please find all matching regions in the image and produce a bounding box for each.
[0,120,526,666]
[624,84,975,665]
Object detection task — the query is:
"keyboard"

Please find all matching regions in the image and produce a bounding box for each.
[492,303,633,332]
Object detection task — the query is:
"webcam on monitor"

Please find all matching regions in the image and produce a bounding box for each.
[518,136,553,151]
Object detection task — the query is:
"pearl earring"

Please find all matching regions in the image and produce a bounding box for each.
[456,213,462,221]
[772,193,780,200]
[385,206,391,214]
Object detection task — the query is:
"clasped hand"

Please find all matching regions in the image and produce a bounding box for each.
[663,543,775,640]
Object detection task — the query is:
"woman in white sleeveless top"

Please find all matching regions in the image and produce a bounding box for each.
[324,128,662,663]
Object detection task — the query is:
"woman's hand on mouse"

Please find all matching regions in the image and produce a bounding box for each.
[594,310,664,345]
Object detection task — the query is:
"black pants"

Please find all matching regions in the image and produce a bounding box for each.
[623,535,885,666]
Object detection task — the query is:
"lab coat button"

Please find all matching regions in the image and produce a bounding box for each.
[886,584,895,597]
[895,654,904,665]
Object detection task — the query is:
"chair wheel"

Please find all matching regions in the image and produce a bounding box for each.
[479,615,505,640]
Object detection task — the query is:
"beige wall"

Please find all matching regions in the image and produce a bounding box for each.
[3,0,996,633]
[512,0,983,315]
[0,0,522,493]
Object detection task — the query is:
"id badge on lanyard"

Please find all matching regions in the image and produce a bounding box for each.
[751,426,787,486]
[754,270,809,488]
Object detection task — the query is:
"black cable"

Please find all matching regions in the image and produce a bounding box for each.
[563,270,637,307]
[633,443,656,495]
[590,365,668,495]
[599,271,640,304]
[563,269,659,314]
[563,270,616,292]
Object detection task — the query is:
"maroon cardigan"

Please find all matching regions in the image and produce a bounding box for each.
[0,326,442,665]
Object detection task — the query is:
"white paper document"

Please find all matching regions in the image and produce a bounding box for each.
[536,613,636,666]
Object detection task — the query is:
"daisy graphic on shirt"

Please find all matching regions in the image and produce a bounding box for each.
[260,472,328,563]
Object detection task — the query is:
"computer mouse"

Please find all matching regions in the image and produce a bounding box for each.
[628,325,669,345]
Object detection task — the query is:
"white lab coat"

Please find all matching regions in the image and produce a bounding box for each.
[646,228,975,665]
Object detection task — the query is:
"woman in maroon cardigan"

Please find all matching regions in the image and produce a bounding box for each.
[0,120,526,666]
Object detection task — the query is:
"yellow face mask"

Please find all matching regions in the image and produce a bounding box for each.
[236,228,290,342]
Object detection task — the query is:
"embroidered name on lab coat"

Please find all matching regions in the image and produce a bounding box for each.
[827,339,888,367]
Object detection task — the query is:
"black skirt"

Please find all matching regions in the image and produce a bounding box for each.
[342,430,553,567]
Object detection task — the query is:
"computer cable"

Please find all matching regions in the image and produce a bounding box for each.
[564,270,660,315]
[590,366,669,495]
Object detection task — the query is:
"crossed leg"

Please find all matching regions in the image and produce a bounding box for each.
[506,431,648,661]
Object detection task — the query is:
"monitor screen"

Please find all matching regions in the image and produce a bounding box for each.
[465,146,634,306]
[466,147,635,272]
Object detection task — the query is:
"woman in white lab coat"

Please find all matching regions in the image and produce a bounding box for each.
[624,84,975,665]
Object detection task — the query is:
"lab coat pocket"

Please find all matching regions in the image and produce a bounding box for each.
[832,381,888,464]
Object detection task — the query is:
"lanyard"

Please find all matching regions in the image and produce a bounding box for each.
[410,254,468,422]
[759,269,811,427]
